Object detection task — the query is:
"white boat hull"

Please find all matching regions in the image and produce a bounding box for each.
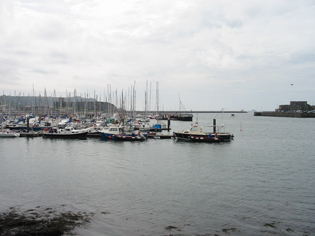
[0,132,20,137]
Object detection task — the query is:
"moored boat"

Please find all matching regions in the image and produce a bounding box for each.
[0,130,20,137]
[20,131,40,137]
[173,119,233,142]
[42,132,88,139]
[99,126,124,139]
[149,123,162,132]
[42,127,88,139]
[190,135,223,143]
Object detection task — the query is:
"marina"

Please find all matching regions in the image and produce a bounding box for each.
[1,112,314,235]
[1,0,314,234]
[0,114,234,143]
[0,96,235,142]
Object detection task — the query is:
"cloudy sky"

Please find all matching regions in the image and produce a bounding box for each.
[1,0,314,111]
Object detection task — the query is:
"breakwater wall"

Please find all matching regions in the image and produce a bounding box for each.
[254,111,315,118]
[134,111,247,114]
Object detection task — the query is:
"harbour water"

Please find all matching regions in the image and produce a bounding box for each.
[1,112,314,235]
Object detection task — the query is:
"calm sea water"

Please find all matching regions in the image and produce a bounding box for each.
[1,112,315,236]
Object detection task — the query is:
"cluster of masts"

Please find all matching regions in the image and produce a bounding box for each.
[1,81,163,117]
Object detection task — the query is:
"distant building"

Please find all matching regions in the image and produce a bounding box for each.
[277,101,315,111]
[278,104,291,111]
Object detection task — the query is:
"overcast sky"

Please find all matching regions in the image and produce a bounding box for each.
[1,0,314,111]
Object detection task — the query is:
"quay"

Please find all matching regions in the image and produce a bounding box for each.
[254,111,315,118]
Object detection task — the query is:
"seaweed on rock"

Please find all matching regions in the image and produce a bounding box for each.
[0,206,94,236]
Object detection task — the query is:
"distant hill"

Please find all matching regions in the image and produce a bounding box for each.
[0,95,117,114]
[0,95,96,106]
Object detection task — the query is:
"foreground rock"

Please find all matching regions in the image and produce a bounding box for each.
[0,206,94,236]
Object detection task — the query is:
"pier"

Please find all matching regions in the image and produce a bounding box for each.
[133,110,247,114]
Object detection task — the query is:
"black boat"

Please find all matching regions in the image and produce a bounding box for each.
[20,131,40,137]
[42,131,88,139]
[190,135,223,143]
[173,119,233,142]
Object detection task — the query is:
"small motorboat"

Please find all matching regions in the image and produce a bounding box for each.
[99,126,124,139]
[173,119,233,142]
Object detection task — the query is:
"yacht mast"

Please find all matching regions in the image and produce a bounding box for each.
[156,81,159,113]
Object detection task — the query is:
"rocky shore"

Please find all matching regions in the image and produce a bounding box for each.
[0,206,94,236]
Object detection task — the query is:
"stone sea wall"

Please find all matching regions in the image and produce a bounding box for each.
[254,111,315,118]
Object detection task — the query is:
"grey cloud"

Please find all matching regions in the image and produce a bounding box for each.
[1,0,315,110]
[289,52,315,64]
[32,69,51,74]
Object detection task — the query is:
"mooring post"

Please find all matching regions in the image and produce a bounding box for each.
[27,117,30,132]
[167,118,170,131]
[213,119,216,133]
